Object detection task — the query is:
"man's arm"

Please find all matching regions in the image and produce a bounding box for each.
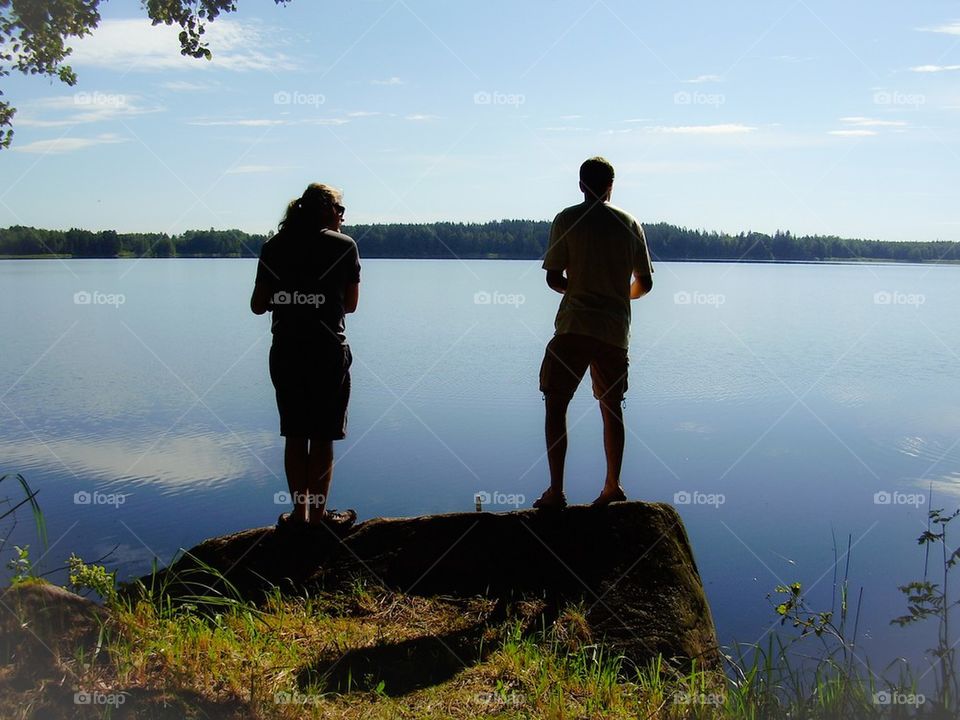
[250,283,273,315]
[630,272,653,299]
[546,269,567,294]
[630,221,654,299]
[344,282,360,313]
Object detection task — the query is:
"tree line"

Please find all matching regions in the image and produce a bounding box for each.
[1,221,957,263]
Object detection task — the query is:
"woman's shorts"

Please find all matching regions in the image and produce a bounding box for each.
[269,339,352,439]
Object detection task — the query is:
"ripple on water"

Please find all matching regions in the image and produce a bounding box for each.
[895,435,960,466]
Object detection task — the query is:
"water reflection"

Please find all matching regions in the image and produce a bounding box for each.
[0,429,275,490]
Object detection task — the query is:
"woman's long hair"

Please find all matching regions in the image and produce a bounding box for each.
[278,183,341,233]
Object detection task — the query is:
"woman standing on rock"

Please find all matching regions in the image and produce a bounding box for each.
[250,183,360,531]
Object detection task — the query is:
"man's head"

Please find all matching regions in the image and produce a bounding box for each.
[579,156,614,202]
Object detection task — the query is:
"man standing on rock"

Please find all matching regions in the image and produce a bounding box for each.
[534,157,654,509]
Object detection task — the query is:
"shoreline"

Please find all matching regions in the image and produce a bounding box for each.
[2,254,959,266]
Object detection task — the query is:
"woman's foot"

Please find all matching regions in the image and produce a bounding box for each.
[276,512,308,532]
[308,508,357,532]
[532,487,567,510]
[591,485,627,507]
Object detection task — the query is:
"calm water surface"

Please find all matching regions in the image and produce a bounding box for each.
[2,258,958,669]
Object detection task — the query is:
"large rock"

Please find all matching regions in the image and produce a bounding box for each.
[135,502,718,670]
[0,582,109,683]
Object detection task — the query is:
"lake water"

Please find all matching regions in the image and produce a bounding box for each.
[1,257,958,673]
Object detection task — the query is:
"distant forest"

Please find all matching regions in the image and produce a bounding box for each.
[1,221,958,263]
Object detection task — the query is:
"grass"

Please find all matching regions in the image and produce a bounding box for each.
[0,571,937,719]
[1,474,955,718]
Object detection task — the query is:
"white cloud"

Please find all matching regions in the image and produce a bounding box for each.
[16,93,160,128]
[188,119,286,127]
[559,114,582,120]
[839,117,908,127]
[372,76,404,86]
[226,164,296,174]
[918,21,960,36]
[684,74,723,83]
[619,160,716,174]
[160,80,218,91]
[405,113,440,121]
[347,111,381,117]
[910,64,960,73]
[13,133,127,154]
[188,117,349,127]
[542,126,590,132]
[621,118,652,123]
[828,129,878,137]
[69,18,296,72]
[647,123,757,135]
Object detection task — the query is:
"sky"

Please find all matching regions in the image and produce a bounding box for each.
[0,0,958,242]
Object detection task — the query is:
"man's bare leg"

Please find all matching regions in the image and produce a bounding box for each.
[284,436,309,522]
[306,438,334,525]
[535,393,570,507]
[594,399,627,505]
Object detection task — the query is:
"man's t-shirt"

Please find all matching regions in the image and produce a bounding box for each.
[255,227,361,345]
[542,202,653,350]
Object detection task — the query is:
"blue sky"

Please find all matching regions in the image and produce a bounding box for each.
[0,0,958,242]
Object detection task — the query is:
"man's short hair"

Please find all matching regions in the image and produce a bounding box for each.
[580,156,615,198]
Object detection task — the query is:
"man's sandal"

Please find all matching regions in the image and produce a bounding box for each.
[591,487,627,507]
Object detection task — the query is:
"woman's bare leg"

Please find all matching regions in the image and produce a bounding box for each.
[284,436,309,522]
[306,438,334,524]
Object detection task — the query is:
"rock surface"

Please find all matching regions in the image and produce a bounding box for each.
[0,582,108,682]
[135,502,719,670]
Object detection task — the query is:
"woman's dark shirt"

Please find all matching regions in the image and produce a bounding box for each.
[255,227,361,345]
